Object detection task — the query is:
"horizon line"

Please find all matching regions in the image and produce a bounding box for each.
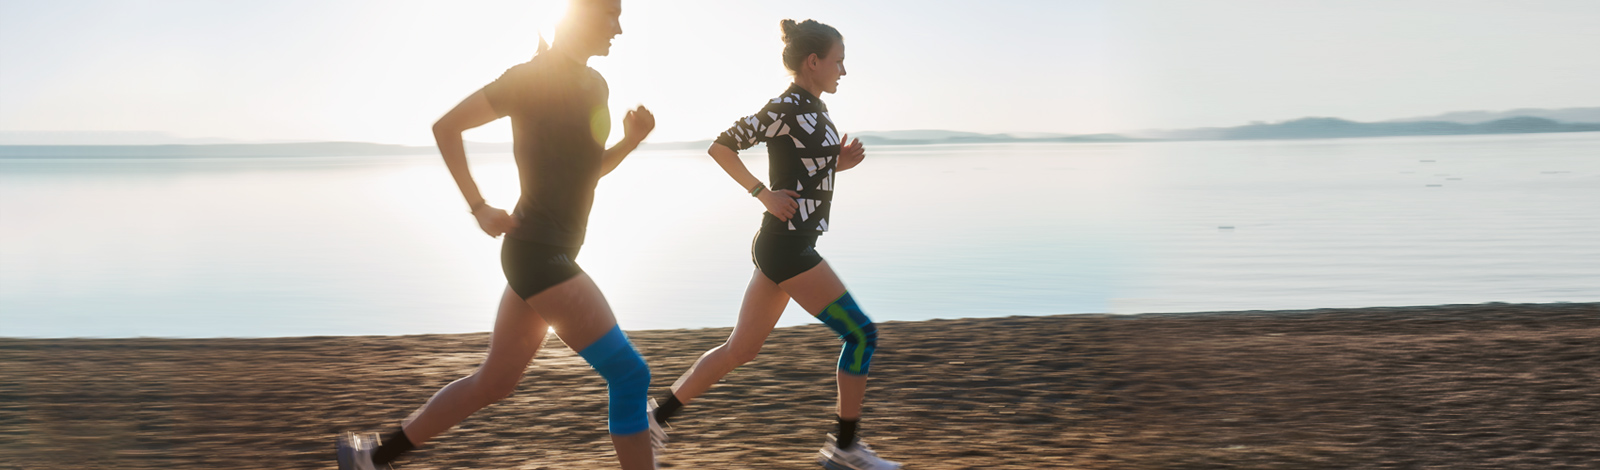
[4,107,1600,147]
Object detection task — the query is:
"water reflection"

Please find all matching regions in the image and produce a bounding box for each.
[3,133,1598,337]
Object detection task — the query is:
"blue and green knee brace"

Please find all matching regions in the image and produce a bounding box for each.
[818,291,878,375]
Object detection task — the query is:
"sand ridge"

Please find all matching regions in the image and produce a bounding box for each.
[1,302,1596,469]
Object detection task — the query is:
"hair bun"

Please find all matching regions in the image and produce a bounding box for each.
[777,19,842,73]
[779,19,798,40]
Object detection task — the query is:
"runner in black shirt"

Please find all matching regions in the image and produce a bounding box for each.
[648,19,901,470]
[335,1,661,469]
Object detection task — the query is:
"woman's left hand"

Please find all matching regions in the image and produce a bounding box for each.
[472,205,519,238]
[837,134,865,171]
[623,105,655,143]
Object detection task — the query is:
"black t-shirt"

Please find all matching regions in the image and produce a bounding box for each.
[714,84,841,235]
[482,53,611,247]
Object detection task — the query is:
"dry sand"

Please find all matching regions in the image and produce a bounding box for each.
[2,302,1596,469]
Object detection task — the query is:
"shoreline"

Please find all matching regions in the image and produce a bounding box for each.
[3,302,1597,469]
[10,301,1597,341]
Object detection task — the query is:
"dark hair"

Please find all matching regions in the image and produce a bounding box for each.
[780,19,842,73]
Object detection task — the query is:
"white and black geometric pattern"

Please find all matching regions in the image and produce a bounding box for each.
[715,84,842,234]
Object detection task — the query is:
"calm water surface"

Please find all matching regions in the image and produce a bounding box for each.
[3,133,1597,337]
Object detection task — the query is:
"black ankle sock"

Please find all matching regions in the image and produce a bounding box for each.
[655,392,683,425]
[837,416,859,450]
[371,427,415,466]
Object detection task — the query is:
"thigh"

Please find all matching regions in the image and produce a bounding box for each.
[502,237,584,300]
[779,260,848,315]
[752,231,824,284]
[726,269,793,348]
[524,272,620,353]
[478,286,550,378]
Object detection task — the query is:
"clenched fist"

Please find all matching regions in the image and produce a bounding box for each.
[623,105,655,143]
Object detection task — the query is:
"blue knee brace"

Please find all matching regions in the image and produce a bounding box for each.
[576,325,651,435]
[818,291,878,375]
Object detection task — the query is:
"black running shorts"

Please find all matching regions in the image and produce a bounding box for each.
[751,229,824,284]
[502,236,583,300]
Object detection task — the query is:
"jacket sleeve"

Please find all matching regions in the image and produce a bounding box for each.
[714,100,791,152]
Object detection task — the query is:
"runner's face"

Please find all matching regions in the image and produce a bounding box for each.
[569,0,624,57]
[811,41,846,94]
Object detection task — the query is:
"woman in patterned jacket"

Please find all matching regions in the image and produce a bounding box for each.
[648,18,901,470]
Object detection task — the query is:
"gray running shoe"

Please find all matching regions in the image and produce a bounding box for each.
[817,433,901,470]
[646,398,669,450]
[336,432,391,470]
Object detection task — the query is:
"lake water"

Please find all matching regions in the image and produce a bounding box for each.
[3,133,1597,338]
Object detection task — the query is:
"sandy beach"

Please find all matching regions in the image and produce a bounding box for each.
[2,302,1596,469]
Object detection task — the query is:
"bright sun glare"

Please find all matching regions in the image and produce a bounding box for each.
[531,0,568,48]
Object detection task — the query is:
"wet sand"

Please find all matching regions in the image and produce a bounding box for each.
[2,302,1596,469]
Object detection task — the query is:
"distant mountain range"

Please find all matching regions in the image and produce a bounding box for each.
[0,141,511,159]
[846,130,1147,146]
[780,112,1599,145]
[1131,116,1600,141]
[0,131,241,146]
[2,107,1596,158]
[1386,107,1600,125]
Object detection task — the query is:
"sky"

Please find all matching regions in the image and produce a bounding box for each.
[2,0,1598,145]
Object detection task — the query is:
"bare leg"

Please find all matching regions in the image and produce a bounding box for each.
[778,261,867,420]
[397,274,653,469]
[611,432,655,470]
[669,269,791,403]
[523,273,655,470]
[836,372,866,420]
[400,286,548,445]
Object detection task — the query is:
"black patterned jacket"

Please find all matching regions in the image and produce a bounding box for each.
[715,84,842,234]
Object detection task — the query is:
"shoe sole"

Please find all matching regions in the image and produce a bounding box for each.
[646,399,668,449]
[818,450,901,470]
[647,417,668,449]
[649,428,668,450]
[818,452,868,470]
[336,435,357,470]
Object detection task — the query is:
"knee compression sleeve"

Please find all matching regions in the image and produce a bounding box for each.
[818,291,878,375]
[576,325,652,435]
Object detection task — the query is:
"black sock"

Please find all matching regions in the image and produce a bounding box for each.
[837,416,859,450]
[371,427,415,466]
[655,392,683,425]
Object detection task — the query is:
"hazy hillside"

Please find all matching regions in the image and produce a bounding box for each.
[6,110,1599,159]
[0,141,525,159]
[0,142,424,159]
[0,131,239,146]
[1218,116,1600,140]
[1387,107,1600,125]
[851,130,1146,146]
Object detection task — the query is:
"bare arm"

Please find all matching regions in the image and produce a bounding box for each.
[433,90,516,237]
[599,105,655,176]
[708,142,801,221]
[707,142,762,193]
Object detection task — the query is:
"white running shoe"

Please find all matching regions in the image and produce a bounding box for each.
[646,398,669,450]
[336,432,391,470]
[817,433,901,470]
